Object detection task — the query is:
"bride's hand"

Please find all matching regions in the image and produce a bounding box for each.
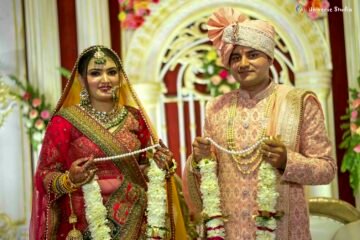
[68,155,97,185]
[153,139,175,171]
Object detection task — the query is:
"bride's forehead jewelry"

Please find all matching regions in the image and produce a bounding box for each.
[93,47,107,67]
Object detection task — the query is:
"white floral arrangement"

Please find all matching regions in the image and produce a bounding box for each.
[146,158,168,239]
[82,178,112,240]
[198,158,225,239]
[0,75,51,151]
[255,162,280,240]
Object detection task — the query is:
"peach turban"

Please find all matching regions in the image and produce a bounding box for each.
[207,8,275,68]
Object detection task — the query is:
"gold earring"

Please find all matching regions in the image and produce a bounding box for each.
[112,85,120,102]
[80,88,90,106]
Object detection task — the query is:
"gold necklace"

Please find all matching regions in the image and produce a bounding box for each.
[80,104,128,129]
[226,89,276,174]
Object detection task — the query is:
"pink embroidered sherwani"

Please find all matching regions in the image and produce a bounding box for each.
[183,81,337,240]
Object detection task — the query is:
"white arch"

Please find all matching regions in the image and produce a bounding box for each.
[125,0,331,84]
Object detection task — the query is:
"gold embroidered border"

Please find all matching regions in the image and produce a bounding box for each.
[275,88,315,240]
[113,112,129,135]
[278,89,313,150]
[58,106,147,188]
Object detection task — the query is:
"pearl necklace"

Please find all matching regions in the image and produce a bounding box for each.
[225,89,276,174]
[93,144,160,162]
[206,136,269,155]
[227,92,275,157]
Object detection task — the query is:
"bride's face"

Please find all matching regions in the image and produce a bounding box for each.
[86,57,120,103]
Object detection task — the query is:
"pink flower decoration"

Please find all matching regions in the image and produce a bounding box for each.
[32,98,42,108]
[351,123,357,133]
[353,144,360,153]
[136,8,147,16]
[352,99,360,109]
[219,69,228,79]
[23,92,31,101]
[29,109,39,119]
[308,11,318,20]
[351,111,358,121]
[119,0,158,30]
[122,13,145,29]
[321,0,330,9]
[34,119,45,130]
[41,110,51,120]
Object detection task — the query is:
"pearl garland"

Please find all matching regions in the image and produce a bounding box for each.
[93,144,160,162]
[205,136,269,155]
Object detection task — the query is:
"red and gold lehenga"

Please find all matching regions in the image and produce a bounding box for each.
[29,45,187,240]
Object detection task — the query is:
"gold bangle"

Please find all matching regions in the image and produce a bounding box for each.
[51,172,74,194]
[63,173,76,192]
[51,173,62,194]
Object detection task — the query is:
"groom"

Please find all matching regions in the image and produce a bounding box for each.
[183,7,336,240]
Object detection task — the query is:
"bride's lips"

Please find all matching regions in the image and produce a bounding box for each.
[99,86,112,93]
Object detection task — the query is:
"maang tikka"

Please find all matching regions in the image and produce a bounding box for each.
[93,47,106,68]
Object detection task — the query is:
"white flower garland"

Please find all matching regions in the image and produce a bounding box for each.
[82,178,111,240]
[146,158,168,239]
[204,137,281,240]
[82,156,169,240]
[255,161,279,240]
[198,158,225,239]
